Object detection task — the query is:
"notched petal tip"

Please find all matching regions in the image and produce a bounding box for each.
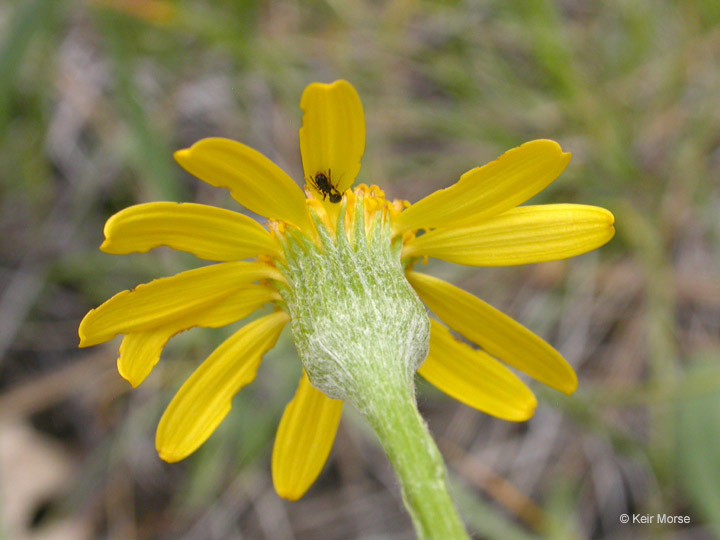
[173,138,233,164]
[521,139,571,165]
[275,486,303,502]
[172,138,226,171]
[559,372,579,396]
[300,79,357,106]
[173,147,190,161]
[77,310,97,348]
[507,392,538,422]
[118,372,143,390]
[531,138,569,155]
[156,447,184,464]
[605,208,616,226]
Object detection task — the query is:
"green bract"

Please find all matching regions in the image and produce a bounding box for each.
[277,193,429,410]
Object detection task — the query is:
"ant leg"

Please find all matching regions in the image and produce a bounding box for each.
[308,176,319,195]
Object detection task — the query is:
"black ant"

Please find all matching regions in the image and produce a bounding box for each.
[309,169,342,203]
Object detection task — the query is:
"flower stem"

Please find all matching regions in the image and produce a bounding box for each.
[279,196,469,537]
[361,380,470,540]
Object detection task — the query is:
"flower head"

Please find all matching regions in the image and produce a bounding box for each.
[79,80,614,502]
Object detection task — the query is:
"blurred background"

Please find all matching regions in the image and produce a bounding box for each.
[1,1,720,539]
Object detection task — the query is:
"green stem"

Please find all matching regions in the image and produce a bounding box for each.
[361,381,470,540]
[279,197,469,537]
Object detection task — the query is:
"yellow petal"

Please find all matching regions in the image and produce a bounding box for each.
[78,261,282,347]
[407,271,576,394]
[189,285,281,327]
[299,80,365,197]
[174,138,312,232]
[118,329,172,389]
[272,371,343,500]
[156,311,289,462]
[394,140,571,234]
[117,285,280,387]
[101,202,281,261]
[419,320,537,421]
[403,204,615,266]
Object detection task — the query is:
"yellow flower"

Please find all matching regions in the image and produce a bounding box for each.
[78,80,614,501]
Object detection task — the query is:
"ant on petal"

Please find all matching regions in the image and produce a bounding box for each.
[309,169,342,203]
